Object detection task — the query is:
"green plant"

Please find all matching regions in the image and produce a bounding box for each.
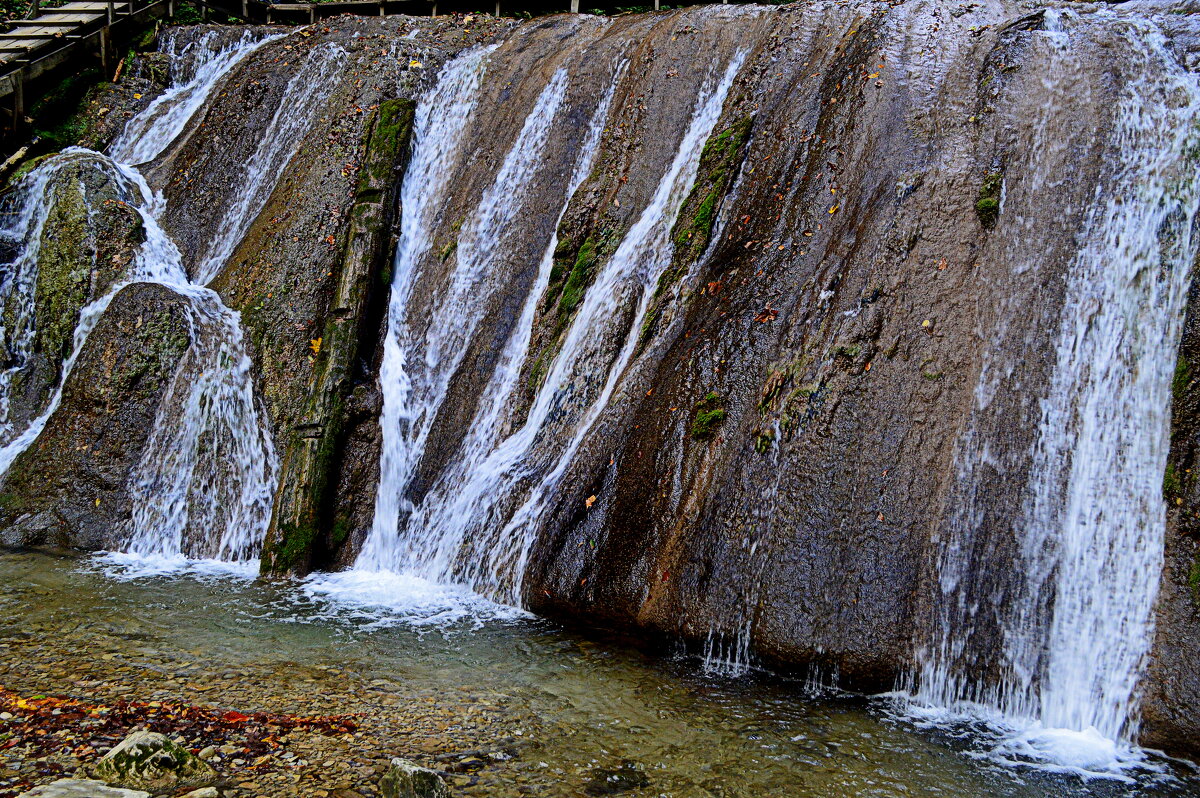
[1165,462,1182,500]
[1174,355,1191,402]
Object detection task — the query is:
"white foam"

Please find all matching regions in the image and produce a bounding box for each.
[884,692,1162,781]
[91,551,260,581]
[299,569,530,629]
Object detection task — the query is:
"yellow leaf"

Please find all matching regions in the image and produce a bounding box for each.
[310,337,322,356]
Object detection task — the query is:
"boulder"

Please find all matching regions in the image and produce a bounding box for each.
[93,731,217,793]
[379,757,449,798]
[1,154,146,441]
[0,282,193,550]
[21,779,149,797]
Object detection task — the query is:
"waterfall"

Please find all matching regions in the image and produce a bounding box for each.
[111,28,281,166]
[0,27,301,565]
[911,9,1200,771]
[0,156,97,446]
[359,59,624,585]
[360,44,497,570]
[191,42,348,285]
[0,153,172,474]
[358,40,747,606]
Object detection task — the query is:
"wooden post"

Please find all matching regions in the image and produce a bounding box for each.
[653,0,658,8]
[569,0,578,11]
[168,0,174,18]
[241,0,247,16]
[430,1,436,16]
[308,4,314,21]
[494,0,499,15]
[106,0,114,24]
[28,0,39,18]
[202,1,209,20]
[12,70,24,134]
[98,27,109,73]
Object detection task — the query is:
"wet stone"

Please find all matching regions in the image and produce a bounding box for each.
[20,779,150,797]
[379,758,449,798]
[584,763,650,796]
[94,731,217,793]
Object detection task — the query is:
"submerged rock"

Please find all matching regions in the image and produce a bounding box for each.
[21,779,150,798]
[93,730,217,793]
[584,762,649,796]
[379,757,449,798]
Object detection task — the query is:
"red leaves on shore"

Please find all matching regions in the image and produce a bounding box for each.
[0,686,358,797]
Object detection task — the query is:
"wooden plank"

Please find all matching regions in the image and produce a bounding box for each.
[25,13,106,22]
[0,31,64,39]
[8,19,89,27]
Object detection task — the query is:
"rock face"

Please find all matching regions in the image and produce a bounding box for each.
[0,154,144,444]
[259,97,417,574]
[0,283,192,549]
[93,731,217,793]
[1143,278,1200,759]
[379,757,450,798]
[21,779,150,798]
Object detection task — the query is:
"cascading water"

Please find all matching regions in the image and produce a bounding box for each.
[358,44,495,573]
[0,26,307,565]
[358,57,625,586]
[191,42,347,284]
[356,38,748,607]
[909,8,1200,772]
[110,28,280,166]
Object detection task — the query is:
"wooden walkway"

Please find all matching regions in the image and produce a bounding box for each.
[0,0,691,144]
[0,0,169,125]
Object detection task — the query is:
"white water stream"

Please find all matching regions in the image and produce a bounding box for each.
[353,41,747,611]
[908,9,1200,775]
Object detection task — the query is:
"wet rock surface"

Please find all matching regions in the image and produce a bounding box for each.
[0,283,192,550]
[1143,276,1200,759]
[21,779,150,797]
[379,758,449,798]
[0,156,145,441]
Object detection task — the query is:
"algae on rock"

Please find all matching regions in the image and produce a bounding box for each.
[93,731,216,794]
[261,98,416,575]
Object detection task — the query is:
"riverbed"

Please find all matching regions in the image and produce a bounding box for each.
[1,549,1197,798]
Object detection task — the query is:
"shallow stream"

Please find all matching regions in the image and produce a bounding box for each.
[2,550,1199,797]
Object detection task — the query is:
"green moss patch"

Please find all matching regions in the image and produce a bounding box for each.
[691,391,727,440]
[975,172,1002,228]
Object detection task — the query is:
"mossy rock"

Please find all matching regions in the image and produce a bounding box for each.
[93,731,216,793]
[975,172,1003,229]
[691,391,727,440]
[380,757,450,798]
